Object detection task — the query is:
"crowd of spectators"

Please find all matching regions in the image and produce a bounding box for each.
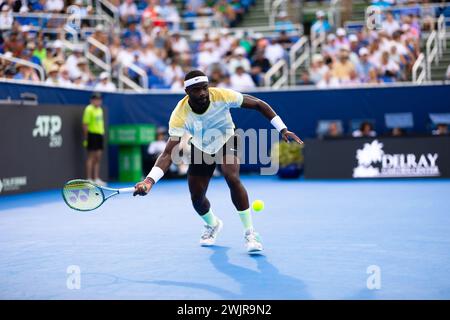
[306,5,429,88]
[0,0,448,91]
[0,0,298,91]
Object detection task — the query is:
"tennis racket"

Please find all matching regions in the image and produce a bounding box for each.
[62,179,135,211]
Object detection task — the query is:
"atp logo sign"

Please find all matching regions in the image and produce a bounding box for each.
[32,115,63,148]
[353,140,440,178]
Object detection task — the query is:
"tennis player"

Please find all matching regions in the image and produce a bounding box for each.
[134,70,302,253]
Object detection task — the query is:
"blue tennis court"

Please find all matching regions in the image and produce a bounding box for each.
[1,176,450,299]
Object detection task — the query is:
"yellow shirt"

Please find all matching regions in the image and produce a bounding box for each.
[83,104,105,135]
[332,60,355,80]
[169,87,243,154]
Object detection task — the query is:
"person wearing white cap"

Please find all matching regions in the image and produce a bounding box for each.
[226,46,251,75]
[311,10,331,35]
[94,72,116,91]
[322,33,338,58]
[309,53,329,84]
[356,47,375,83]
[335,28,350,51]
[133,69,303,254]
[0,5,13,31]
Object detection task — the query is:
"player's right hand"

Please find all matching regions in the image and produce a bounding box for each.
[133,178,153,196]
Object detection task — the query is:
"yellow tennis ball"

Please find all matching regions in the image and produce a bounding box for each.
[252,200,265,212]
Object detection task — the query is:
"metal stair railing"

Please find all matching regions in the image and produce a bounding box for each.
[264,58,289,89]
[118,63,148,92]
[412,53,426,84]
[289,36,310,86]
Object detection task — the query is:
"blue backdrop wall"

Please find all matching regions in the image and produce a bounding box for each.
[1,82,450,178]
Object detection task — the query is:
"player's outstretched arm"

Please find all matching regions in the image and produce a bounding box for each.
[241,94,304,144]
[133,137,181,196]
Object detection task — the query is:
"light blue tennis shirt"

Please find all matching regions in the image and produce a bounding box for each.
[168,87,244,154]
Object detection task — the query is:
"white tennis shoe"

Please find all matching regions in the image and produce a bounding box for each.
[245,229,263,254]
[199,219,223,246]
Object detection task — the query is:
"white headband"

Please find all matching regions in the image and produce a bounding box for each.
[184,76,209,89]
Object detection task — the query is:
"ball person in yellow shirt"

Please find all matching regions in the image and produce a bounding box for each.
[133,70,303,254]
[82,92,107,186]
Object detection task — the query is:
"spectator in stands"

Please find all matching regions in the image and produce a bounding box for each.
[119,0,138,25]
[45,0,64,13]
[230,65,255,91]
[159,0,181,31]
[317,71,340,89]
[309,54,329,84]
[123,20,142,47]
[58,67,73,87]
[168,31,191,65]
[432,124,449,136]
[45,65,59,85]
[217,73,231,88]
[353,122,377,138]
[422,0,436,31]
[227,46,251,75]
[66,47,83,79]
[215,0,236,27]
[298,71,314,86]
[250,49,271,86]
[264,38,285,66]
[275,11,294,33]
[335,28,350,51]
[77,58,95,87]
[391,127,406,137]
[322,33,338,58]
[163,58,184,87]
[356,47,375,83]
[0,4,13,31]
[13,64,40,81]
[325,122,343,138]
[382,11,400,36]
[332,46,355,82]
[446,64,450,80]
[94,72,116,91]
[197,43,221,73]
[377,51,400,82]
[3,31,24,57]
[277,30,293,50]
[32,40,46,64]
[311,10,331,35]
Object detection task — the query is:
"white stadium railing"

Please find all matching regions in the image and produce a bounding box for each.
[264,58,289,89]
[412,53,426,84]
[289,37,310,86]
[118,63,148,92]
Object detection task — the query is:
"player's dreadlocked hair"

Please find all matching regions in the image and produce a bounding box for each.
[184,70,206,81]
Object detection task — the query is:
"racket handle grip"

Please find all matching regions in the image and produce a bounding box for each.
[118,187,136,194]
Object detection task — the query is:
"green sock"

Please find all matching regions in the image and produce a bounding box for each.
[200,209,218,227]
[238,208,253,231]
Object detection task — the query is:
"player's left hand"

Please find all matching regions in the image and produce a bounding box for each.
[281,129,303,144]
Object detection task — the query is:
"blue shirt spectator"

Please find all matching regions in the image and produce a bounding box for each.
[311,10,331,35]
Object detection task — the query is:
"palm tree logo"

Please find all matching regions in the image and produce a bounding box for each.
[353,140,385,178]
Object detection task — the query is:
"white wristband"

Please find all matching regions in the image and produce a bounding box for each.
[270,116,287,132]
[146,166,164,184]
